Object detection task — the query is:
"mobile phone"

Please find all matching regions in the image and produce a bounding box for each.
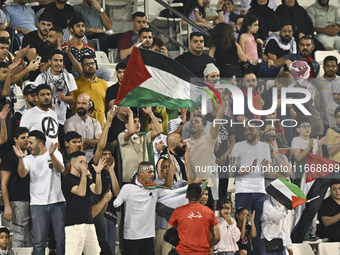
[107,184,111,192]
[34,56,42,63]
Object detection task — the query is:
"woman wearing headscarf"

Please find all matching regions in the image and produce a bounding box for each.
[275,0,324,51]
[247,0,280,41]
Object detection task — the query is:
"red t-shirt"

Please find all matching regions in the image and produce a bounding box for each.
[168,203,218,255]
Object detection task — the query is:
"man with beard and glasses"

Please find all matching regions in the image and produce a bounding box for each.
[307,0,340,50]
[22,12,53,81]
[105,62,126,113]
[12,84,37,134]
[43,0,76,29]
[312,55,340,130]
[13,130,66,255]
[64,93,102,163]
[0,127,32,248]
[264,21,297,61]
[230,121,272,255]
[275,35,320,78]
[62,13,111,82]
[20,84,59,149]
[34,50,77,149]
[74,54,108,127]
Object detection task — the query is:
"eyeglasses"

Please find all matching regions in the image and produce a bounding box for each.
[83,62,96,66]
[300,125,312,129]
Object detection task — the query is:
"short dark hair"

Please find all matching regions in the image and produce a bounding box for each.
[65,131,82,143]
[81,54,95,65]
[133,11,146,20]
[124,113,138,124]
[218,198,232,211]
[68,12,85,29]
[13,127,29,139]
[39,12,54,24]
[50,49,63,60]
[324,55,338,66]
[247,120,263,129]
[49,27,63,37]
[335,106,340,118]
[280,21,293,31]
[193,115,207,127]
[187,183,202,201]
[151,37,164,48]
[93,142,114,155]
[299,35,314,44]
[190,32,204,40]
[29,130,46,145]
[139,28,152,37]
[69,151,86,161]
[0,62,8,69]
[297,117,311,127]
[36,84,52,95]
[0,37,9,45]
[149,112,163,123]
[116,62,127,71]
[330,179,340,188]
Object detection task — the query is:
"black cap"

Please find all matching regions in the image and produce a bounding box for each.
[89,100,96,112]
[23,84,36,96]
[260,131,276,142]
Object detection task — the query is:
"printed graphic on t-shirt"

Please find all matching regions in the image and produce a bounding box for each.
[188,211,202,219]
[42,116,58,139]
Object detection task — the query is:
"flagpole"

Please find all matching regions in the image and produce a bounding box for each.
[306,195,320,203]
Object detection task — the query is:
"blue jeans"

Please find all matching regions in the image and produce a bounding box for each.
[235,193,266,255]
[30,202,66,255]
[216,252,235,255]
[105,218,117,255]
[259,238,286,255]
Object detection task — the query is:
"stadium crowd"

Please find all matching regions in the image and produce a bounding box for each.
[1,0,340,254]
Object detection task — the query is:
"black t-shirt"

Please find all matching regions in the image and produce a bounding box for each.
[0,147,30,202]
[60,148,71,169]
[62,173,94,226]
[205,113,235,159]
[22,31,49,81]
[237,224,252,252]
[107,116,125,143]
[105,82,120,103]
[264,39,290,59]
[317,196,340,241]
[175,51,215,77]
[43,3,75,29]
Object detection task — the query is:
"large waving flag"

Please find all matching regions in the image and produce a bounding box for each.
[115,47,205,110]
[266,178,307,210]
[291,152,338,242]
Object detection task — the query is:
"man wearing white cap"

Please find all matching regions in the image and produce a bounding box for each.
[326,78,340,128]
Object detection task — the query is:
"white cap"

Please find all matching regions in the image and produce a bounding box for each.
[203,63,220,77]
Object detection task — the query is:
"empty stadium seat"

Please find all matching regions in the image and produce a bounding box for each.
[319,242,340,255]
[288,243,315,255]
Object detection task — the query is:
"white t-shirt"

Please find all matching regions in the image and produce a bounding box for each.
[113,183,170,240]
[23,150,65,205]
[20,106,59,149]
[153,133,167,169]
[34,73,77,125]
[230,140,271,194]
[291,136,318,155]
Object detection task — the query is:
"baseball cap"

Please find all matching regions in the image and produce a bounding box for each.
[23,84,36,96]
[89,100,96,112]
[260,131,276,142]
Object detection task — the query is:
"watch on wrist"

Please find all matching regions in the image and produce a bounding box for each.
[99,7,104,13]
[180,122,183,125]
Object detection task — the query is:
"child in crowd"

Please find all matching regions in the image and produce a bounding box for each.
[236,207,256,255]
[0,227,13,255]
[260,196,293,255]
[184,0,213,31]
[214,199,240,255]
[261,109,287,148]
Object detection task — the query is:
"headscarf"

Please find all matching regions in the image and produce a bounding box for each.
[129,165,154,184]
[275,0,314,39]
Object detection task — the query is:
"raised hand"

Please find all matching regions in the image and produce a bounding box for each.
[16,45,30,60]
[0,104,10,120]
[250,210,255,222]
[13,145,25,158]
[106,107,115,122]
[103,190,113,202]
[107,155,115,172]
[142,106,152,115]
[167,148,176,176]
[27,59,40,72]
[92,157,106,174]
[317,136,326,147]
[49,143,58,155]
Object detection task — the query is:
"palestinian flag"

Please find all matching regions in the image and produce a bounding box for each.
[266,178,307,210]
[291,152,339,243]
[115,47,209,110]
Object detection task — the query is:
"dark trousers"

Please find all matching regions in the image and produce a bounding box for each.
[168,249,180,255]
[123,237,154,255]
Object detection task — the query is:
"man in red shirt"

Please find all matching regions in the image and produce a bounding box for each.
[167,183,220,255]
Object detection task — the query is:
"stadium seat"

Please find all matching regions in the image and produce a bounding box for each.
[319,242,340,255]
[12,247,49,255]
[289,243,314,255]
